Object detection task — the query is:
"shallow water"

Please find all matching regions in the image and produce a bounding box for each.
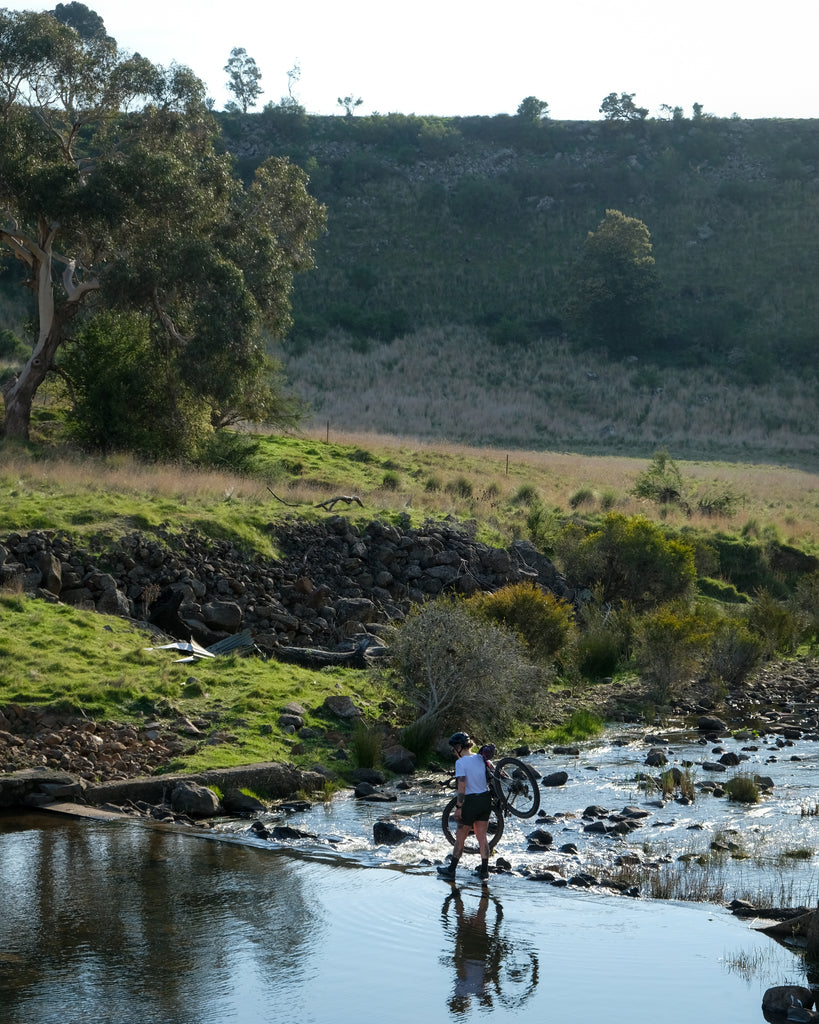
[0,813,808,1024]
[220,722,819,906]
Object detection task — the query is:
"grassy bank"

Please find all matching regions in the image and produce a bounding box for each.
[1,431,817,780]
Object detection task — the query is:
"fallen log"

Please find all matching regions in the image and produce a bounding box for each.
[266,638,388,670]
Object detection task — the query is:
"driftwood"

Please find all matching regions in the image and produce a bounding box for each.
[267,487,364,511]
[265,637,388,670]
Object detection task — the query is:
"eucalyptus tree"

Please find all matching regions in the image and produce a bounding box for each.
[0,9,325,442]
[224,46,262,112]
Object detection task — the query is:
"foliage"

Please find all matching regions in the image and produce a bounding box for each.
[599,92,649,121]
[566,209,658,353]
[724,773,760,804]
[702,613,763,685]
[525,498,562,554]
[224,47,263,113]
[557,513,696,609]
[747,589,803,658]
[0,7,325,444]
[466,582,576,664]
[572,597,634,679]
[516,96,549,121]
[59,311,209,459]
[794,571,819,644]
[633,448,686,507]
[350,720,382,769]
[633,602,711,701]
[388,599,546,737]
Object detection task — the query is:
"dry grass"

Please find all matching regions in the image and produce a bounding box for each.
[284,327,819,466]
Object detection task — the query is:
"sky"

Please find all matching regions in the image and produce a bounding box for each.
[6,0,819,120]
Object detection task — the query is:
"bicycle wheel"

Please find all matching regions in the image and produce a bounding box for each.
[441,796,504,854]
[492,757,541,818]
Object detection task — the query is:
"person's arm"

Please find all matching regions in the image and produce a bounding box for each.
[454,776,466,817]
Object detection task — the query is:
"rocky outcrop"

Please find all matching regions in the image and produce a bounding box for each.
[0,523,568,649]
[0,759,326,811]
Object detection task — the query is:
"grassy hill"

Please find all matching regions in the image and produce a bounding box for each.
[221,110,819,458]
[2,110,818,460]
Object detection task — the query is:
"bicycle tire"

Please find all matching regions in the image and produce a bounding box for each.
[491,757,541,819]
[441,796,504,854]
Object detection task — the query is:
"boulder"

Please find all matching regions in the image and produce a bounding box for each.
[170,781,221,817]
[382,744,416,774]
[762,986,814,1016]
[541,770,569,787]
[322,695,364,719]
[373,819,414,845]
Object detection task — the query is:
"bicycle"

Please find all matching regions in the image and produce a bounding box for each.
[441,756,541,855]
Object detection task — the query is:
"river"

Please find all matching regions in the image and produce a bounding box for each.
[2,720,818,1023]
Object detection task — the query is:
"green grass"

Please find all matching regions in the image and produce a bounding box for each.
[541,709,604,745]
[0,593,393,776]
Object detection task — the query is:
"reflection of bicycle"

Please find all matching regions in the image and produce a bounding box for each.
[441,757,540,854]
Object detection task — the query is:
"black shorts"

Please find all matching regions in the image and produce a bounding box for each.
[460,791,491,826]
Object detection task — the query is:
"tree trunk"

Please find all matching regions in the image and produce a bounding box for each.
[1,222,95,440]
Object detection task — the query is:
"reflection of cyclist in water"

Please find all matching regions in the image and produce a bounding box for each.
[441,889,539,1016]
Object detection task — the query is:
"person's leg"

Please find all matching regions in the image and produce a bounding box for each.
[438,820,471,878]
[473,820,490,878]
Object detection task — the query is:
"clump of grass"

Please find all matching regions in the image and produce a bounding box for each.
[724,773,761,804]
[350,720,382,769]
[381,470,400,490]
[512,483,538,506]
[544,709,603,745]
[569,486,595,509]
[778,848,814,863]
[400,717,438,763]
[445,476,473,499]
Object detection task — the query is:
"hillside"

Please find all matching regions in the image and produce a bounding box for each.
[222,111,819,459]
[2,110,818,461]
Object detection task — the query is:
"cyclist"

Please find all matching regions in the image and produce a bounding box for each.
[438,732,492,881]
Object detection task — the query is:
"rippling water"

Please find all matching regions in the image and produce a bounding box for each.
[0,813,807,1024]
[3,718,818,1024]
[219,723,819,906]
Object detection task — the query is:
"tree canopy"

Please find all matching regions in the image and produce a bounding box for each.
[224,47,262,113]
[0,8,325,443]
[566,209,658,353]
[599,92,648,121]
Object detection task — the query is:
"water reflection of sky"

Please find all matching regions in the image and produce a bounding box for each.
[0,814,807,1024]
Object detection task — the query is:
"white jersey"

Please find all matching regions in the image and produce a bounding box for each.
[455,752,489,795]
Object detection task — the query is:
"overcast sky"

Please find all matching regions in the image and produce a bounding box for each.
[8,0,818,120]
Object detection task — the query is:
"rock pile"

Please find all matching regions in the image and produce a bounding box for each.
[0,703,198,780]
[0,520,569,648]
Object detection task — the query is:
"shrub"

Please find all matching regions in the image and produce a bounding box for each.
[512,484,538,506]
[526,499,562,554]
[632,448,687,507]
[633,602,711,702]
[697,577,749,604]
[399,717,438,763]
[569,487,595,509]
[556,513,697,610]
[466,582,576,664]
[747,589,802,658]
[389,599,546,736]
[703,615,763,686]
